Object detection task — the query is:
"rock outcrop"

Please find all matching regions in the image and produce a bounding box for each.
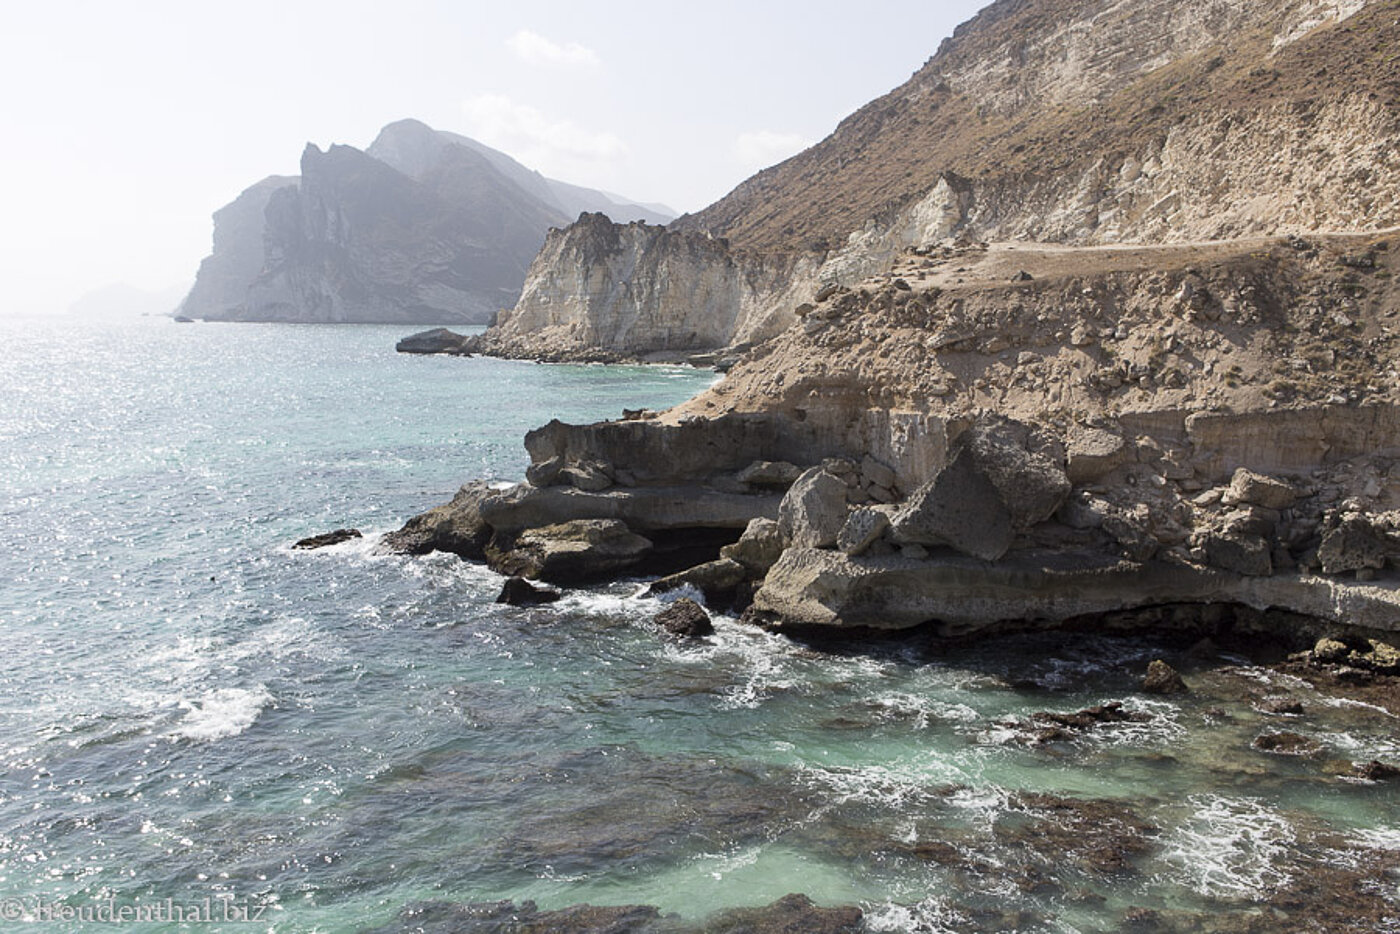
[384,0,1400,649]
[178,119,672,325]
[468,213,809,360]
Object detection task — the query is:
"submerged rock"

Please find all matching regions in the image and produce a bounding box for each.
[293,528,362,549]
[698,894,861,934]
[370,898,670,934]
[1253,731,1322,756]
[654,598,714,638]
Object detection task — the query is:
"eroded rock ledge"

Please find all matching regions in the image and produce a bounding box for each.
[382,399,1400,642]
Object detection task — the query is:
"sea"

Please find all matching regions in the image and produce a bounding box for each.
[1,316,1397,932]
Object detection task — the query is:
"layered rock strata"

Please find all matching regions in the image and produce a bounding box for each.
[385,230,1400,640]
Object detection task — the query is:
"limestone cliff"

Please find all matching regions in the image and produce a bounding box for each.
[471,213,811,360]
[179,120,673,324]
[474,0,1400,360]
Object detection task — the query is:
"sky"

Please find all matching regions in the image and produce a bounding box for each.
[0,0,987,316]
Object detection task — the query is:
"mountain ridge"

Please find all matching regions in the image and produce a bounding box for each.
[178,120,672,324]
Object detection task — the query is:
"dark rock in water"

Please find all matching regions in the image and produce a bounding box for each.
[1034,702,1148,730]
[369,893,861,934]
[1004,701,1152,744]
[1141,659,1188,695]
[1253,730,1322,756]
[996,792,1158,877]
[496,576,562,606]
[173,315,195,323]
[396,328,472,355]
[699,894,862,933]
[1355,759,1400,781]
[369,898,671,933]
[1253,695,1304,715]
[292,528,362,549]
[654,598,713,638]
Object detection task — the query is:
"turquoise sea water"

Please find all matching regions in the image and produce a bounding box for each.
[1,316,1397,932]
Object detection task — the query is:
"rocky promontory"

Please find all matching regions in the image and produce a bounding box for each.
[385,0,1400,651]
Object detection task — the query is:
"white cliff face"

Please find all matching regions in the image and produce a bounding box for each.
[480,214,809,358]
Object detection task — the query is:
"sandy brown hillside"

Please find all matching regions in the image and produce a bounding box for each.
[678,0,1400,252]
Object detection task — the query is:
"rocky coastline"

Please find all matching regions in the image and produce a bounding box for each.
[383,230,1400,652]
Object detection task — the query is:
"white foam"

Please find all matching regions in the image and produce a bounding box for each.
[1354,827,1400,851]
[170,686,272,742]
[1162,795,1295,898]
[863,897,969,934]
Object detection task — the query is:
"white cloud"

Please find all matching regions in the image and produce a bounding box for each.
[462,94,627,170]
[732,130,812,170]
[507,29,600,67]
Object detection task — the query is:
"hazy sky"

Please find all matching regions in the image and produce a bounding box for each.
[0,0,986,316]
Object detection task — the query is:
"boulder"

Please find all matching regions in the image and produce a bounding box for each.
[890,449,1014,561]
[648,558,748,606]
[559,461,613,492]
[378,481,493,558]
[836,507,891,557]
[859,455,897,492]
[1318,516,1388,575]
[654,598,714,637]
[525,455,564,488]
[1223,468,1297,509]
[1065,426,1128,484]
[736,460,804,489]
[777,467,849,549]
[1202,531,1273,577]
[721,518,786,574]
[395,328,472,355]
[491,519,652,584]
[966,427,1070,530]
[1141,659,1188,695]
[496,576,562,605]
[293,528,362,550]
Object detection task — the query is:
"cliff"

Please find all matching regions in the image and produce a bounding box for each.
[472,0,1400,360]
[388,0,1400,645]
[471,213,810,360]
[178,120,673,324]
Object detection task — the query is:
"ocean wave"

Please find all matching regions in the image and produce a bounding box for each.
[170,685,273,742]
[1161,794,1295,898]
